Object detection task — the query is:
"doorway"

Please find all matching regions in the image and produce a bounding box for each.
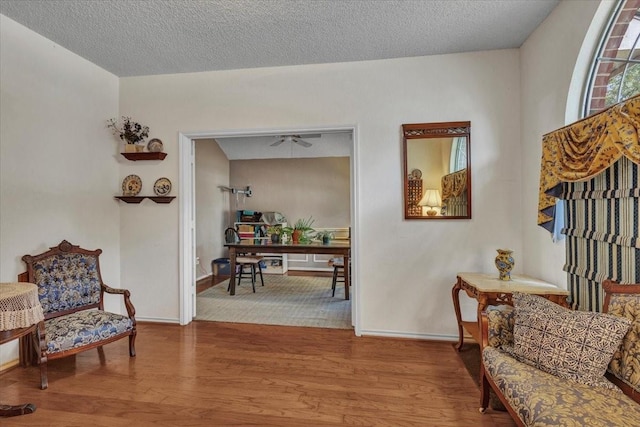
[178,126,360,334]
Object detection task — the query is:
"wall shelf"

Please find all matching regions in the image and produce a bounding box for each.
[115,196,145,204]
[115,196,175,204]
[148,196,176,204]
[120,152,167,161]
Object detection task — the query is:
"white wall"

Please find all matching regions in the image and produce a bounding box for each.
[520,0,609,288]
[120,49,522,338]
[230,157,351,229]
[0,16,120,365]
[195,139,230,279]
[0,0,609,347]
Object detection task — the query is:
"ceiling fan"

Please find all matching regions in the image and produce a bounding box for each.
[270,134,321,148]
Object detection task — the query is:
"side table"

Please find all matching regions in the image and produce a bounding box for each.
[451,272,569,351]
[0,282,48,418]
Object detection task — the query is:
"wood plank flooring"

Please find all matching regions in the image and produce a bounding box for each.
[1,321,515,426]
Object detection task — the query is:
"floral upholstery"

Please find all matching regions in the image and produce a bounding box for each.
[482,297,640,427]
[32,253,101,315]
[483,346,640,427]
[20,240,137,376]
[486,304,514,350]
[607,293,640,393]
[45,310,133,354]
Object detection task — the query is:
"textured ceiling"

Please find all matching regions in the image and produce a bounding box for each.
[0,0,559,77]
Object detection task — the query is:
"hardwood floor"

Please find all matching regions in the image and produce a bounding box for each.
[0,321,515,426]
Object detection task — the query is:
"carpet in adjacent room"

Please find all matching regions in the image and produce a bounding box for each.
[196,275,352,329]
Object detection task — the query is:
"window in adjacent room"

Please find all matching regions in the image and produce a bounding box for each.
[583,0,640,117]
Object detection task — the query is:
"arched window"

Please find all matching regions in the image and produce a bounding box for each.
[448,137,467,173]
[584,0,640,117]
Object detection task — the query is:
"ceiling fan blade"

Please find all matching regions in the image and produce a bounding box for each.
[293,138,312,148]
[270,139,284,147]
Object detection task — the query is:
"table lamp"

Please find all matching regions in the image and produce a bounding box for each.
[418,189,442,216]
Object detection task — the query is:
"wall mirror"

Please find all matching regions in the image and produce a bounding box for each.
[402,121,471,219]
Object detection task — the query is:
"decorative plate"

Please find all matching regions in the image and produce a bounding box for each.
[410,169,422,179]
[122,175,142,196]
[147,138,164,153]
[153,177,172,196]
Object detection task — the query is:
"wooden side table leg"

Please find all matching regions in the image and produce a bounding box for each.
[476,294,489,349]
[452,279,464,351]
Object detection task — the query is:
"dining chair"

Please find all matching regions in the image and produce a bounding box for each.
[328,257,345,297]
[229,256,264,293]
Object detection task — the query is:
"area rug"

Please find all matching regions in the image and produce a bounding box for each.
[196,275,352,329]
[456,342,506,411]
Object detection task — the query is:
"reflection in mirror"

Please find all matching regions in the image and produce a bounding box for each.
[402,122,471,219]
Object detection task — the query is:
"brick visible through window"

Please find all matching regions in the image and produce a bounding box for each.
[584,0,640,117]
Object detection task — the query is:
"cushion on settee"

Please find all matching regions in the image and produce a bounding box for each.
[512,292,566,313]
[510,293,631,389]
[45,310,134,354]
[483,346,640,426]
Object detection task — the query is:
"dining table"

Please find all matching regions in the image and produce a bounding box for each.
[224,240,351,299]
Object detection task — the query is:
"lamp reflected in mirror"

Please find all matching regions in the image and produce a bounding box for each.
[418,189,442,216]
[402,122,471,219]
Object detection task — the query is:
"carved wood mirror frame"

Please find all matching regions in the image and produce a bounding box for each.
[402,121,471,220]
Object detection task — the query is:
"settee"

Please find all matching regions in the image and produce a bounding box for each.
[479,280,640,426]
[18,240,136,388]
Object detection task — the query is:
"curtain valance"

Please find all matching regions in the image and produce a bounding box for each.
[441,168,467,203]
[538,94,640,231]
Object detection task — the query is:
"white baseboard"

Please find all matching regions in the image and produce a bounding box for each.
[196,274,212,282]
[136,316,181,324]
[0,358,19,372]
[358,329,458,342]
[287,267,333,272]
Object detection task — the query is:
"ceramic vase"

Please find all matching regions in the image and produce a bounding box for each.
[495,249,515,281]
[292,230,302,244]
[271,234,280,244]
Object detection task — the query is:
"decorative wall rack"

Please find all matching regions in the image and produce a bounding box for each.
[120,152,167,161]
[115,196,175,204]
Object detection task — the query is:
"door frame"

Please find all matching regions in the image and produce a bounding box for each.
[178,125,361,335]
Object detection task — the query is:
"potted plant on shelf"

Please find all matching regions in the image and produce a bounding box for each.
[107,116,150,153]
[315,230,335,245]
[282,216,315,244]
[267,225,283,244]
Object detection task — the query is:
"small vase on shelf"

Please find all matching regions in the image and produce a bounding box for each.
[495,249,515,281]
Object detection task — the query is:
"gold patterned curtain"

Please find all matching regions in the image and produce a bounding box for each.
[538,95,640,231]
[441,168,467,203]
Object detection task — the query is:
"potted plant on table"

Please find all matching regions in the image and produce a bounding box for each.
[267,225,283,244]
[107,116,150,152]
[315,230,335,245]
[282,217,315,244]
